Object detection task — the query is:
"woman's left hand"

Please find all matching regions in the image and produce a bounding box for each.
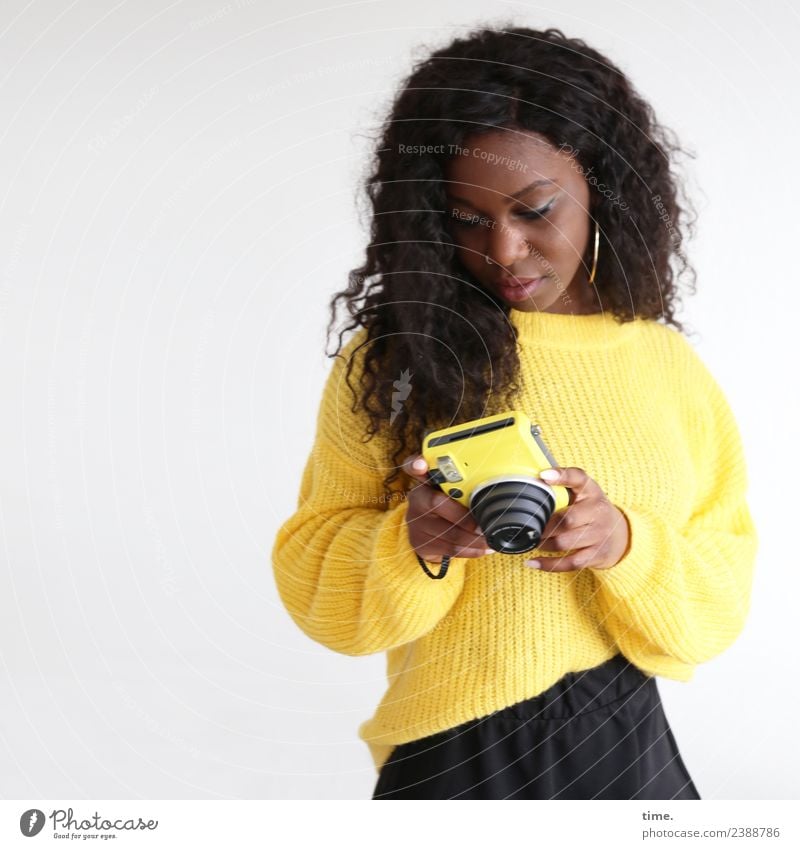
[524,467,630,572]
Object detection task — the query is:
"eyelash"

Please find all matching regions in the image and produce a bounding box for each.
[451,201,555,228]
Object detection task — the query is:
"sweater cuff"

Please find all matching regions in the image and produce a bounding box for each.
[370,497,468,604]
[589,505,663,597]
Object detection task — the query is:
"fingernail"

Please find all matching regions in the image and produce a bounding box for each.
[525,559,541,569]
[484,548,496,555]
[412,458,426,470]
[539,469,560,481]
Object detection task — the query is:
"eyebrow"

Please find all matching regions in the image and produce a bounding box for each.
[447,178,557,209]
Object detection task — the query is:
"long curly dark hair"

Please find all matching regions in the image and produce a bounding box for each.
[326,24,698,500]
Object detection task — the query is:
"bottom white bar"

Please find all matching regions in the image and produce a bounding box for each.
[2,799,796,848]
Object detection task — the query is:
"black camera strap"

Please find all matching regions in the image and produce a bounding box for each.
[416,553,451,579]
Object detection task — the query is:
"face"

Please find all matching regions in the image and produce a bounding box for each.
[443,130,596,314]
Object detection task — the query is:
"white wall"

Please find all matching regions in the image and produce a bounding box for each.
[0,0,795,800]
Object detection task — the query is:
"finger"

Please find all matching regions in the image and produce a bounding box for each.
[537,499,589,543]
[540,498,619,551]
[537,501,604,550]
[406,485,479,530]
[538,466,603,504]
[455,545,496,559]
[538,507,573,541]
[525,547,600,572]
[417,487,480,533]
[401,453,432,486]
[536,526,598,553]
[420,519,489,551]
[411,509,481,541]
[420,544,494,561]
[408,483,475,527]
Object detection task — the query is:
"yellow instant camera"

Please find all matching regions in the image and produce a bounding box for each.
[420,410,570,555]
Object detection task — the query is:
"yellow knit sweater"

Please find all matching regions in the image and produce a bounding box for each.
[271,309,758,772]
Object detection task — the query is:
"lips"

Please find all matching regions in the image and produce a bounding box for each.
[494,275,548,302]
[497,275,547,287]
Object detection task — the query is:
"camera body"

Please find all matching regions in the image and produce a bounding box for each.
[420,410,570,555]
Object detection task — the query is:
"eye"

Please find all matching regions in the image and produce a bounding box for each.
[516,200,555,220]
[449,200,555,229]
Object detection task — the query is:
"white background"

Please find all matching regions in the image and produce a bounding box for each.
[0,0,796,801]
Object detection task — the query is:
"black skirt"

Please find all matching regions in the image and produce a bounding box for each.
[372,653,701,800]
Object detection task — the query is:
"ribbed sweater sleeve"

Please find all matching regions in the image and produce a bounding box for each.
[271,332,467,656]
[591,341,758,678]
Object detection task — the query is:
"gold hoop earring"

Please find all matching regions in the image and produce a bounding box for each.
[588,221,600,286]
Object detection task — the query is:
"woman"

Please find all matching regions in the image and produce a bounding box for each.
[271,25,758,799]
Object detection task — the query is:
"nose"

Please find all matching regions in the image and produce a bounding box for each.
[485,221,532,268]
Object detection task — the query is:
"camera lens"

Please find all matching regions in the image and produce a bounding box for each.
[470,478,555,555]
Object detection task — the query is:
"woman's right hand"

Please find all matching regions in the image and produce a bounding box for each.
[401,454,495,562]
